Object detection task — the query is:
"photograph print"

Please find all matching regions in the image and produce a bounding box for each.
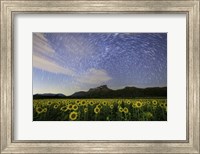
[33,33,167,121]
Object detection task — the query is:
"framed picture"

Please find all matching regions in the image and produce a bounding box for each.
[32,32,167,122]
[1,0,199,153]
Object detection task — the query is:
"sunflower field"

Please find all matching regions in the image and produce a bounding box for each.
[33,99,167,121]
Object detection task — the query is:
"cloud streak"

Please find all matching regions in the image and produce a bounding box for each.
[33,55,75,76]
[33,33,75,76]
[77,68,112,85]
[33,33,55,54]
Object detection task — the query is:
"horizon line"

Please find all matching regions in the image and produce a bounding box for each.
[33,85,167,96]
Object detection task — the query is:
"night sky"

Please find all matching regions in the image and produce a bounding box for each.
[33,33,167,96]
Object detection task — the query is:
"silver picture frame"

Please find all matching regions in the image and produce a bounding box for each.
[1,0,199,153]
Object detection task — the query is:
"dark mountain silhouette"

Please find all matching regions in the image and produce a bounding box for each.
[33,93,67,99]
[69,91,87,97]
[70,85,167,98]
[33,85,167,99]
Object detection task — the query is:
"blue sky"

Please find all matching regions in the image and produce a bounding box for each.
[33,33,167,96]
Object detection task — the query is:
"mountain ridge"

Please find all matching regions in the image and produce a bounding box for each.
[33,85,167,99]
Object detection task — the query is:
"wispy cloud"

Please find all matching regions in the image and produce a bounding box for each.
[33,33,55,54]
[77,68,112,85]
[33,33,75,76]
[33,55,75,76]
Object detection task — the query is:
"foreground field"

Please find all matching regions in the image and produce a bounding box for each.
[33,99,167,121]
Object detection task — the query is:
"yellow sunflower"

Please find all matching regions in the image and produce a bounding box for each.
[36,107,43,114]
[53,104,59,109]
[60,106,68,112]
[126,100,131,105]
[89,101,94,106]
[164,103,167,111]
[132,101,135,107]
[43,108,47,113]
[81,101,86,106]
[97,104,102,109]
[47,102,52,106]
[110,104,114,109]
[159,103,165,108]
[67,104,73,110]
[135,101,143,108]
[102,101,107,106]
[72,104,78,111]
[69,111,78,121]
[84,108,88,113]
[146,101,151,105]
[94,107,100,114]
[152,100,158,106]
[123,107,129,113]
[118,100,122,105]
[118,107,123,113]
[75,100,80,104]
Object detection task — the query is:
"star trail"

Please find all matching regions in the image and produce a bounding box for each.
[33,33,167,96]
